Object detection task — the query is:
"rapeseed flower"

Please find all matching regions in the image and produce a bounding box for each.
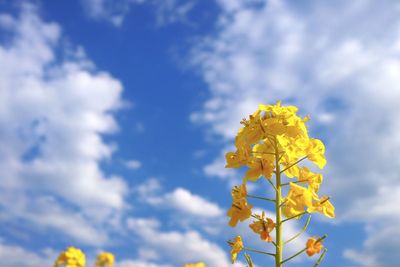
[95,252,115,267]
[306,237,323,256]
[228,236,244,263]
[54,247,85,267]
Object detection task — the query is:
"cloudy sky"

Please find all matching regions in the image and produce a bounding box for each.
[0,0,399,266]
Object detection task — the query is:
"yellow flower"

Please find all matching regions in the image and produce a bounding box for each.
[227,198,252,227]
[306,237,323,256]
[283,183,315,218]
[306,139,326,168]
[95,252,115,267]
[244,158,274,181]
[54,247,85,267]
[309,196,335,218]
[236,110,264,145]
[249,212,275,242]
[183,263,206,267]
[225,144,251,168]
[231,184,247,201]
[284,183,335,219]
[298,167,323,192]
[228,236,244,263]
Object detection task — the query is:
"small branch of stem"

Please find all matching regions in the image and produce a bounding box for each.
[266,177,277,192]
[281,179,309,187]
[243,247,275,257]
[281,235,327,265]
[279,199,287,208]
[244,253,254,267]
[280,156,307,174]
[284,214,312,245]
[312,248,328,267]
[281,211,307,224]
[247,194,276,203]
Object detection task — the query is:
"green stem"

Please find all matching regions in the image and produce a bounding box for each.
[280,156,307,174]
[244,253,255,267]
[281,179,309,187]
[266,177,277,192]
[247,194,276,203]
[313,248,328,267]
[281,235,327,265]
[274,137,283,267]
[243,247,275,257]
[284,214,311,245]
[281,211,307,224]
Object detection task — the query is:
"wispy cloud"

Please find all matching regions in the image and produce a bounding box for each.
[126,217,238,267]
[0,3,127,244]
[80,0,197,27]
[125,159,142,170]
[135,178,223,218]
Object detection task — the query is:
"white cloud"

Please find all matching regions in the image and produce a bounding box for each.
[0,4,127,244]
[125,159,142,170]
[136,179,223,218]
[80,0,196,26]
[0,240,56,267]
[163,187,223,217]
[190,0,400,266]
[126,217,235,267]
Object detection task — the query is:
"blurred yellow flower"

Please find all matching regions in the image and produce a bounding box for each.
[298,167,323,192]
[183,263,206,267]
[249,212,275,242]
[306,237,323,256]
[231,184,247,201]
[228,236,244,263]
[308,196,335,218]
[283,183,335,219]
[227,198,252,227]
[95,252,115,267]
[306,139,326,168]
[282,183,315,218]
[54,247,85,267]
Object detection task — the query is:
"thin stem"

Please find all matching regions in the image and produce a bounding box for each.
[281,179,309,187]
[243,247,275,257]
[244,253,254,267]
[281,235,327,265]
[281,211,307,224]
[280,156,307,174]
[266,177,277,192]
[279,199,287,208]
[313,248,328,267]
[247,194,276,203]
[284,214,311,245]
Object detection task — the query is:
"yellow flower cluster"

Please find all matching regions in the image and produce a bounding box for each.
[54,247,85,267]
[95,252,115,267]
[225,101,335,266]
[54,248,115,267]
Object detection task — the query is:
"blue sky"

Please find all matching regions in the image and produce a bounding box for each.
[0,0,400,266]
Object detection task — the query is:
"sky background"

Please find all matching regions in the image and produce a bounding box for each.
[0,0,399,266]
